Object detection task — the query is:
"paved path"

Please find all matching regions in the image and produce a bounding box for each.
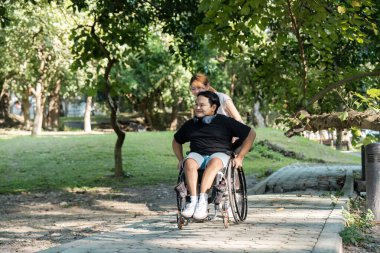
[39,164,360,253]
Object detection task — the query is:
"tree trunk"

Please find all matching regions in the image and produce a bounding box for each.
[21,92,31,130]
[141,97,153,128]
[90,21,125,177]
[328,130,334,148]
[336,129,343,150]
[0,81,11,122]
[32,44,48,136]
[84,96,92,132]
[251,101,266,128]
[109,98,125,177]
[230,74,237,98]
[104,59,125,177]
[47,79,61,131]
[32,82,44,136]
[169,102,179,131]
[346,137,353,151]
[318,130,325,145]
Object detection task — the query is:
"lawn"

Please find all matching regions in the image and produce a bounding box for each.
[0,128,360,193]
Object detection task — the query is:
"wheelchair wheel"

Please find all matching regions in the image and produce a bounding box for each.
[176,170,189,229]
[227,162,248,223]
[222,202,229,228]
[177,214,188,229]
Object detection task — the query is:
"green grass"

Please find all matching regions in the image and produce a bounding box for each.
[255,128,360,164]
[0,128,360,193]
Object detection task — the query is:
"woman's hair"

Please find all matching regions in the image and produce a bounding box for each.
[190,73,216,92]
[197,91,220,114]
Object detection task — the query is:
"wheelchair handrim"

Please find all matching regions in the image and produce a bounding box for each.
[227,164,248,222]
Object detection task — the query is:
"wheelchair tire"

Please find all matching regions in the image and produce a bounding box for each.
[227,162,248,223]
[176,169,190,229]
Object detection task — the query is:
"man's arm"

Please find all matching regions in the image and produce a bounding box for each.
[172,139,184,170]
[234,129,256,168]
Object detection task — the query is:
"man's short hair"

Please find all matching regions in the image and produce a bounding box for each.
[197,91,220,114]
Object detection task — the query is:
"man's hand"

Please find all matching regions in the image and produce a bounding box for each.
[233,156,244,169]
[232,129,256,170]
[177,160,183,171]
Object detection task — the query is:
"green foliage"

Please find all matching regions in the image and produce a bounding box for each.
[108,32,193,127]
[0,4,10,28]
[195,0,380,117]
[353,88,380,112]
[2,0,379,134]
[0,0,82,103]
[340,226,367,246]
[349,88,380,146]
[340,197,375,246]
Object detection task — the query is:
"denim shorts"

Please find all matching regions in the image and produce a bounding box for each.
[184,152,230,170]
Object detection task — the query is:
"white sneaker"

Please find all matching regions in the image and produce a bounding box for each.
[193,199,208,220]
[181,201,197,218]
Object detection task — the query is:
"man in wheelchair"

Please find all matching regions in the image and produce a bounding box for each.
[172,91,256,220]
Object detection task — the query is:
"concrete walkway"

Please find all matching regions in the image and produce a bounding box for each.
[39,164,360,253]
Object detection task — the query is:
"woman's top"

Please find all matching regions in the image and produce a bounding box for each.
[216,92,232,117]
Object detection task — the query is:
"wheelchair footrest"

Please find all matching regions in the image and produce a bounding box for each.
[174,182,187,198]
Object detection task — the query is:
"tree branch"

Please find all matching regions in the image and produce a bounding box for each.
[306,69,380,108]
[285,109,380,137]
[285,0,308,105]
[90,18,112,60]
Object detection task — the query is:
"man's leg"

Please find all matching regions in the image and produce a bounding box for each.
[199,158,223,193]
[183,158,199,196]
[193,153,229,220]
[181,153,203,218]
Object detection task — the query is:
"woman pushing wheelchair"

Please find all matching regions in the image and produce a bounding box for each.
[172,91,256,220]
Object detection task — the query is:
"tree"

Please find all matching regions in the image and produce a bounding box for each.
[69,0,156,177]
[68,0,215,176]
[112,33,192,130]
[0,0,78,133]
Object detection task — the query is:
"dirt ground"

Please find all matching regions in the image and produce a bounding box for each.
[0,184,177,253]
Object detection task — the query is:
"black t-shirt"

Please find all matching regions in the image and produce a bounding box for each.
[174,115,251,156]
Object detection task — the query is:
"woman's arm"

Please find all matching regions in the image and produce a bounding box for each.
[224,99,244,123]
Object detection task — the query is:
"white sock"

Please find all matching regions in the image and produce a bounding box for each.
[199,193,208,202]
[190,196,198,204]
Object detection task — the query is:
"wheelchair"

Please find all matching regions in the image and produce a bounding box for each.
[174,153,248,229]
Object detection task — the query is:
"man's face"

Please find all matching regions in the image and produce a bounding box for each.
[195,95,216,117]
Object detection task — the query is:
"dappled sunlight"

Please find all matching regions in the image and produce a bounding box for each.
[1,225,44,233]
[94,200,155,215]
[0,188,164,252]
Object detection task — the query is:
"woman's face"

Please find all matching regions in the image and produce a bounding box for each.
[190,80,208,96]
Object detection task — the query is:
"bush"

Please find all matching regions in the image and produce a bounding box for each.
[340,197,375,246]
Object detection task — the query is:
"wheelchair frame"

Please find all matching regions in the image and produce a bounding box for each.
[175,154,248,229]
